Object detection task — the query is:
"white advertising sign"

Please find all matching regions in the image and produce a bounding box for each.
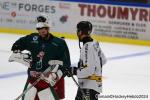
[0,0,150,40]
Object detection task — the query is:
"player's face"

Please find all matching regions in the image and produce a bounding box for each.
[77,30,84,41]
[37,28,49,38]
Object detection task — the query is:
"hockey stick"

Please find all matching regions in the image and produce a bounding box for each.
[71,76,88,100]
[15,76,42,100]
[65,68,88,100]
[14,65,58,100]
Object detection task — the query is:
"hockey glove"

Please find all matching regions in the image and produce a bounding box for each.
[42,60,63,86]
[63,67,77,77]
[9,52,32,67]
[43,70,63,86]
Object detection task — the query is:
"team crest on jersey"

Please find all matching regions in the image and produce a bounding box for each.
[36,51,45,69]
[37,51,45,58]
[33,36,38,41]
[31,36,39,44]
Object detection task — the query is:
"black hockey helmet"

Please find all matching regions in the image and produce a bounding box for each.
[37,16,47,23]
[77,21,92,35]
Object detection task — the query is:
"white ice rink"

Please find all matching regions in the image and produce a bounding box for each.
[0,33,150,100]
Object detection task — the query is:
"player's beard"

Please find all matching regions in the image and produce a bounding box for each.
[40,31,49,40]
[41,33,48,39]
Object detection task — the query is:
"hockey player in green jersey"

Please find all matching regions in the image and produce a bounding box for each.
[9,15,71,100]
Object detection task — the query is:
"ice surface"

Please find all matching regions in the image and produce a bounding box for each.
[0,33,150,100]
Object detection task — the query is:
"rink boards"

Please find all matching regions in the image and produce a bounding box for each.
[0,0,150,46]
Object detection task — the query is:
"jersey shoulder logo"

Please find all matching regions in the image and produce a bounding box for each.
[33,36,38,41]
[93,42,100,52]
[31,36,39,44]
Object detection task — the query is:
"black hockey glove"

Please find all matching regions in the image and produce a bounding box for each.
[60,67,78,77]
[70,67,78,75]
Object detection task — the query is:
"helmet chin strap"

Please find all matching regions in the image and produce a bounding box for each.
[79,41,81,49]
[77,30,82,49]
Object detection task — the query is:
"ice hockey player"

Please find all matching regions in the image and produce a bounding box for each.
[75,21,107,100]
[9,15,71,100]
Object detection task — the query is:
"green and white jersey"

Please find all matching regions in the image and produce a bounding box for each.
[12,33,71,73]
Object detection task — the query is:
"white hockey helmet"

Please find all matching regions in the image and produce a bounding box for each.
[36,14,51,30]
[36,22,49,29]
